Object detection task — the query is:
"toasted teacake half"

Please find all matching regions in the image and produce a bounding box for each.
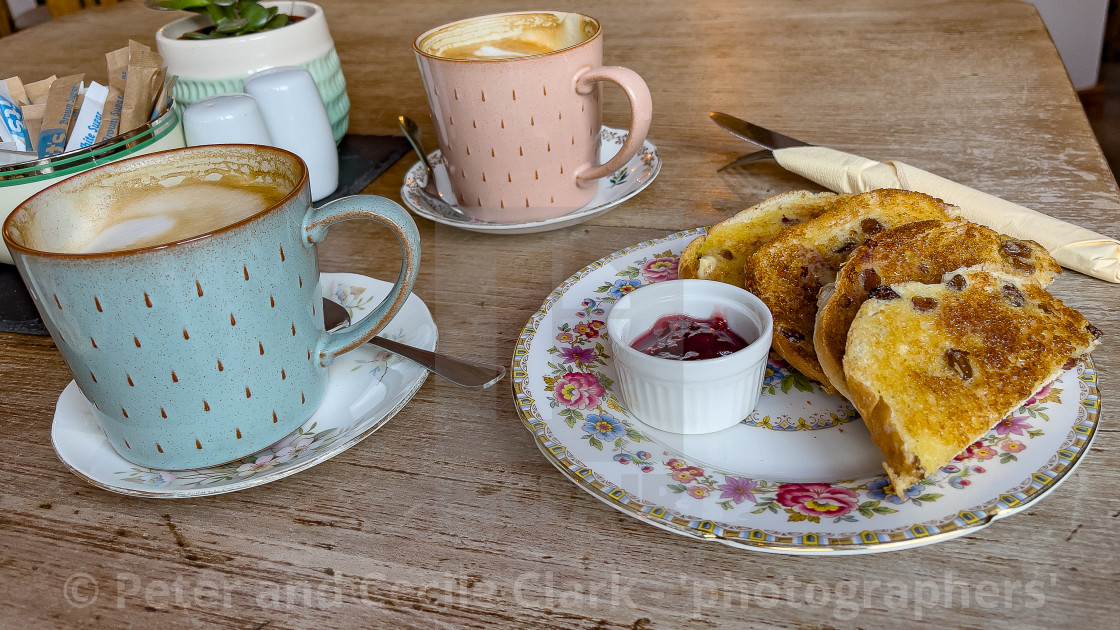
[678,191,848,288]
[743,188,958,393]
[844,266,1101,495]
[815,218,1061,400]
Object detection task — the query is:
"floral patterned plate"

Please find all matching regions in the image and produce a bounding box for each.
[399,126,661,234]
[513,229,1102,554]
[51,272,435,498]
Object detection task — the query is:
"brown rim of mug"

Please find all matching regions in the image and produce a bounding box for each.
[413,11,602,62]
[2,144,309,260]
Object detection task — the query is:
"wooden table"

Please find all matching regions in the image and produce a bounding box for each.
[2,0,1118,626]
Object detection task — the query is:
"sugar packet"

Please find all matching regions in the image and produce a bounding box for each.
[119,45,163,134]
[20,103,45,153]
[95,44,129,142]
[3,77,29,107]
[0,82,31,151]
[151,74,177,119]
[25,75,55,105]
[65,81,108,152]
[37,73,83,158]
[68,85,86,139]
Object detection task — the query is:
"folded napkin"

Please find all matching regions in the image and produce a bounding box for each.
[772,146,1120,283]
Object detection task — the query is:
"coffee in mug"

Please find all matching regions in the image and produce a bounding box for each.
[427,13,590,60]
[414,11,652,223]
[4,145,421,469]
[45,179,284,254]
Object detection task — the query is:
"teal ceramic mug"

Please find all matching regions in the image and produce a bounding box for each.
[3,145,420,469]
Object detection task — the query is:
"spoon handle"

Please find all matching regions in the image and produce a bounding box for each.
[368,336,506,389]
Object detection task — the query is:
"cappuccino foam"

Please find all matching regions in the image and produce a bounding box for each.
[439,38,558,60]
[420,12,596,60]
[76,182,284,254]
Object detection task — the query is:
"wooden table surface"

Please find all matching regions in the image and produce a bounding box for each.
[1,0,1118,627]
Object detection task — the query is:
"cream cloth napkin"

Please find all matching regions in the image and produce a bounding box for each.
[772,146,1120,283]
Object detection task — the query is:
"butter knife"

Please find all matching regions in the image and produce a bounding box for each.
[709,112,812,150]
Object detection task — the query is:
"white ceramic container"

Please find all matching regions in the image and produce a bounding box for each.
[606,279,774,434]
[244,67,338,201]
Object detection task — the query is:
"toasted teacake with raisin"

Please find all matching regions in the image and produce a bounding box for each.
[744,189,958,393]
[678,191,848,288]
[815,218,1061,401]
[844,266,1101,495]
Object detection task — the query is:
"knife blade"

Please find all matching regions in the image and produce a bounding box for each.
[717,150,775,172]
[709,112,811,151]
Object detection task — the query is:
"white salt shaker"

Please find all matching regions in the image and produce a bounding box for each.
[244,66,339,201]
[183,93,273,147]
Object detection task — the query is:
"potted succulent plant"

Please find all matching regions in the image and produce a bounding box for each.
[150,0,294,39]
[152,0,350,142]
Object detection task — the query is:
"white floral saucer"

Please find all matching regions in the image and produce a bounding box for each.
[513,229,1102,554]
[51,272,436,498]
[399,126,661,234]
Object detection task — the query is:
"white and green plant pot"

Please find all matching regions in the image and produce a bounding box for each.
[155,0,349,143]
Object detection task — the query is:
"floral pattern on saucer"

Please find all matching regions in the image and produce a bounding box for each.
[400,126,661,234]
[513,228,1102,553]
[655,384,1063,520]
[51,272,436,498]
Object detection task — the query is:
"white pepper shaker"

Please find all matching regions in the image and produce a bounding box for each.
[244,66,339,201]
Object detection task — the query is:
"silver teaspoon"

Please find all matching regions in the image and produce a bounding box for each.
[396,115,475,222]
[322,299,506,389]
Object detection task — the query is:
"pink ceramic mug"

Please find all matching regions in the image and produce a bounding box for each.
[414,11,653,223]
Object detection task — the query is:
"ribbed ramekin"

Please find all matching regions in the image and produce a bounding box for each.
[606,279,773,434]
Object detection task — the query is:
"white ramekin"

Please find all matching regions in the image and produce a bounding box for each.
[606,279,773,434]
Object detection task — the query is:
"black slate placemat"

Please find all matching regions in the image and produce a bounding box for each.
[314,133,411,207]
[1,133,411,336]
[0,264,46,335]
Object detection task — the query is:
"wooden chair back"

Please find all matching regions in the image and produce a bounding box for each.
[46,0,118,19]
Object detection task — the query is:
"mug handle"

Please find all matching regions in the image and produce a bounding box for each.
[572,65,653,185]
[303,195,421,367]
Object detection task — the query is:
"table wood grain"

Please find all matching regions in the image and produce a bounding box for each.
[0,0,1117,627]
